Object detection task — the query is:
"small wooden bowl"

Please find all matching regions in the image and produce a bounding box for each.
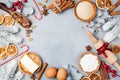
[74,0,97,22]
[78,52,100,74]
[18,52,42,74]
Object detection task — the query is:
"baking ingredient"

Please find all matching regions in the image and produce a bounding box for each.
[30,74,36,80]
[111,45,120,54]
[101,61,110,79]
[80,54,99,72]
[0,14,4,24]
[44,0,48,3]
[42,5,49,16]
[75,1,96,22]
[48,0,75,14]
[109,0,120,16]
[45,67,57,78]
[20,54,39,74]
[89,73,101,80]
[57,68,67,80]
[37,63,48,80]
[82,77,90,80]
[85,45,92,51]
[99,62,106,80]
[0,47,8,60]
[6,44,18,56]
[96,0,112,9]
[3,15,15,26]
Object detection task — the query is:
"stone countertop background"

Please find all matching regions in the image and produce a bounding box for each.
[1,0,120,80]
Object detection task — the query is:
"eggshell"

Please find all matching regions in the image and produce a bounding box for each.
[57,68,67,80]
[45,67,57,78]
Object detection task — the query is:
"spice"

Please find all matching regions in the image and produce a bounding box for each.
[48,0,75,14]
[85,45,92,51]
[42,5,49,16]
[30,74,36,80]
[111,45,120,54]
[45,0,48,3]
[37,2,43,7]
[31,25,36,29]
[37,63,48,80]
[29,37,33,41]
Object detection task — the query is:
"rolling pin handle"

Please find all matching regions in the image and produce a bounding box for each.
[86,31,98,44]
[114,62,120,71]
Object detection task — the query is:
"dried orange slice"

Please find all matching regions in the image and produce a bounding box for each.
[89,73,101,80]
[96,0,112,9]
[3,15,15,26]
[0,47,8,60]
[82,76,91,80]
[0,14,4,24]
[6,44,18,56]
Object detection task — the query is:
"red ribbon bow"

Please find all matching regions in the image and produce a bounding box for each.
[97,42,111,58]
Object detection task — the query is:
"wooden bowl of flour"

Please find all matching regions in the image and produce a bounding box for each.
[78,52,100,74]
[74,0,97,22]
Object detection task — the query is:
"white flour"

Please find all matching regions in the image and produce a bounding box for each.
[80,54,99,72]
[76,1,94,20]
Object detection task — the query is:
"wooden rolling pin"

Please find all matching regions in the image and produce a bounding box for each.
[87,31,120,71]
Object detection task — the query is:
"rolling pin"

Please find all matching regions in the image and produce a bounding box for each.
[87,31,120,71]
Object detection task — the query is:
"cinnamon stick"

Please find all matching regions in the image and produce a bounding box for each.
[102,61,110,80]
[36,63,48,80]
[62,2,74,11]
[56,1,74,13]
[60,0,67,8]
[99,64,105,80]
[110,0,120,13]
[110,11,120,16]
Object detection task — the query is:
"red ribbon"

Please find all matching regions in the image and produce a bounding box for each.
[97,42,111,58]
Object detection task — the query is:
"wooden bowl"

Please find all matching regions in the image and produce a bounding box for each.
[78,52,100,74]
[74,0,97,22]
[18,52,42,74]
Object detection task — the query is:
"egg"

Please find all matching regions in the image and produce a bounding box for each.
[45,67,57,78]
[57,68,67,80]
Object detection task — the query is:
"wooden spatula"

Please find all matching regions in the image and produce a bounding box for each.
[0,3,31,28]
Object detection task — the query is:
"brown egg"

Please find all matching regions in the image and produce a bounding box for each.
[45,67,57,78]
[57,68,67,80]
